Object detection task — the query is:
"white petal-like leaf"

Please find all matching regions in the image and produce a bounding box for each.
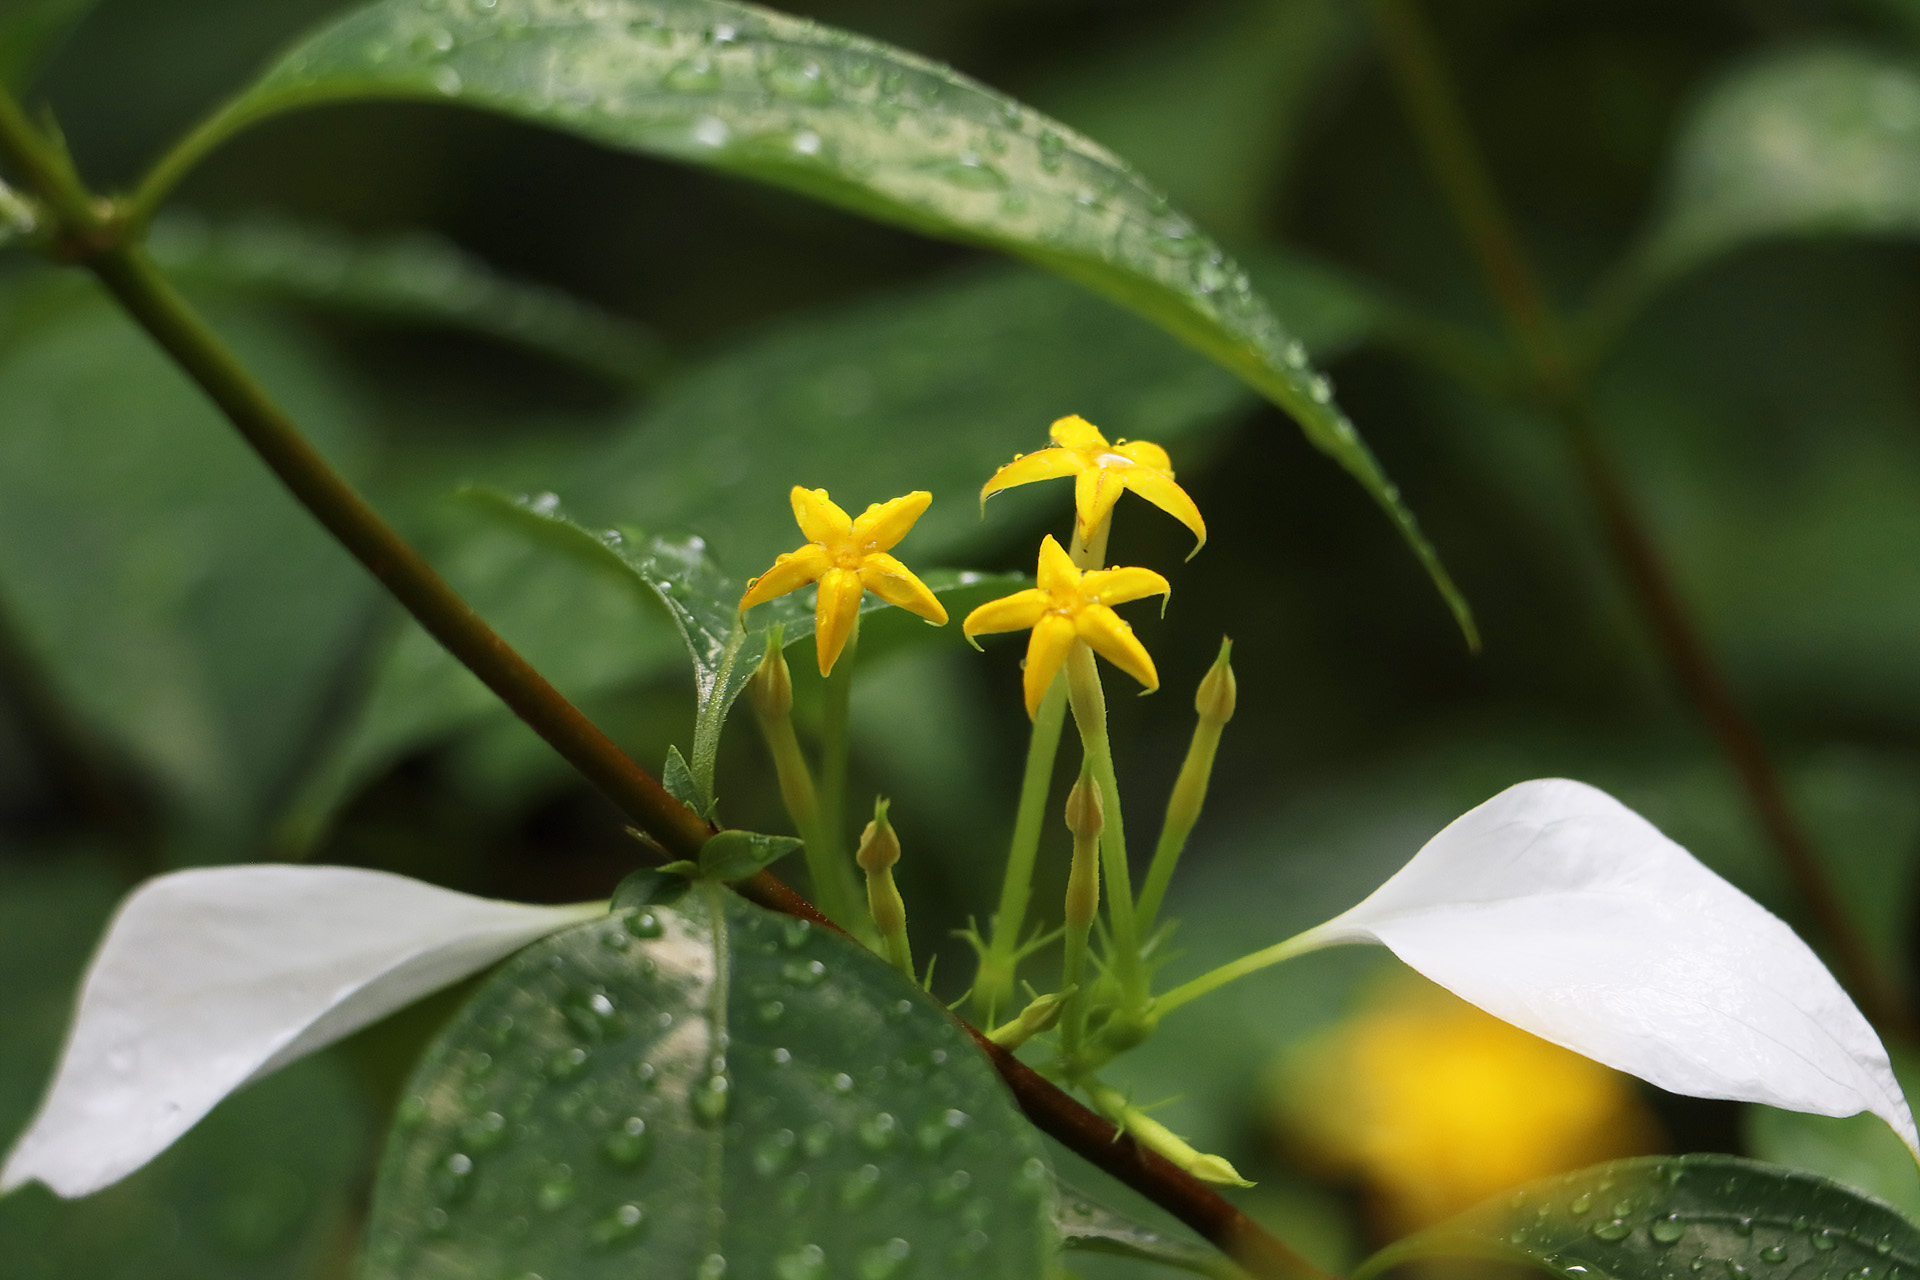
[1305,778,1918,1154]
[1,865,600,1198]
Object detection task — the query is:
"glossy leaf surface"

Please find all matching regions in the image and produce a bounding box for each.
[361,887,1055,1278]
[150,0,1468,634]
[1635,47,1920,289]
[1359,1155,1920,1280]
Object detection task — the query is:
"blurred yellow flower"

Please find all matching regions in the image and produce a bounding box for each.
[962,534,1168,717]
[981,414,1206,554]
[739,486,947,676]
[1272,976,1662,1237]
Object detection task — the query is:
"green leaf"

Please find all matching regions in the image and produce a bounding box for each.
[1356,1155,1920,1280]
[0,291,375,853]
[698,828,802,880]
[361,886,1056,1278]
[1623,47,1920,300]
[663,744,704,811]
[1055,1180,1236,1278]
[141,0,1471,639]
[146,210,666,384]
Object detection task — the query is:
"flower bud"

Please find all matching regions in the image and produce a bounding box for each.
[986,990,1069,1049]
[856,799,901,874]
[747,626,793,720]
[1194,637,1235,724]
[1064,771,1104,841]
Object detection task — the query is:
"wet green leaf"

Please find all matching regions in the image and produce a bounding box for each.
[146,211,666,384]
[0,292,374,854]
[360,885,1055,1278]
[1619,47,1920,307]
[1357,1155,1920,1280]
[143,0,1469,637]
[697,828,801,879]
[1054,1180,1234,1277]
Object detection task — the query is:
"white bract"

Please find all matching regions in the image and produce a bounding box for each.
[1,865,600,1198]
[1298,778,1919,1154]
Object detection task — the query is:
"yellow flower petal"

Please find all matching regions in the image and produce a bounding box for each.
[961,589,1048,646]
[791,486,853,547]
[851,490,932,554]
[812,568,865,676]
[1073,464,1127,540]
[1080,565,1171,610]
[1115,439,1173,473]
[980,448,1079,506]
[860,553,948,625]
[1118,465,1206,556]
[1049,414,1109,452]
[1034,534,1079,595]
[1076,605,1159,694]
[739,543,831,612]
[1023,614,1079,719]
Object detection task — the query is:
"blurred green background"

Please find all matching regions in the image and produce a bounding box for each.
[3,0,1920,1274]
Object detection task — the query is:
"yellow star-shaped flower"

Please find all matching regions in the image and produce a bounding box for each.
[963,535,1170,717]
[739,487,948,676]
[981,414,1206,555]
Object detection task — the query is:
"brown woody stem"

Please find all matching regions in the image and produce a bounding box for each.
[0,85,1325,1279]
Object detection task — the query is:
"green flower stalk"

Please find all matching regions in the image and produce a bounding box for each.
[856,797,913,978]
[1060,767,1104,1062]
[747,629,861,930]
[1137,637,1236,936]
[1086,1083,1251,1188]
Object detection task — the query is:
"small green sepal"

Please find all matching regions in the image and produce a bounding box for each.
[662,745,710,817]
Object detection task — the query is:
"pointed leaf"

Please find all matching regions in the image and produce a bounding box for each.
[697,829,802,880]
[1358,1155,1920,1280]
[1305,779,1918,1152]
[359,885,1056,1278]
[663,744,705,812]
[1,866,599,1198]
[141,0,1470,637]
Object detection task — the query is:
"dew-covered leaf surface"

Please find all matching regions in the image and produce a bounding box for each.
[157,0,1468,633]
[361,885,1055,1279]
[1358,1155,1920,1280]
